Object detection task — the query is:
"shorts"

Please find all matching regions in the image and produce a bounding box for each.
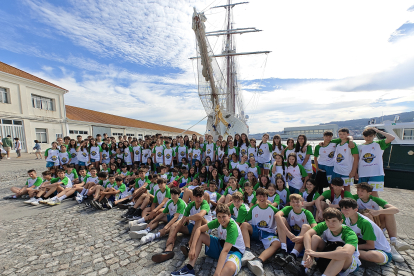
[90,159,96,163]
[338,255,360,276]
[358,176,384,192]
[167,214,183,222]
[35,149,41,153]
[125,161,132,166]
[318,165,334,183]
[251,225,279,249]
[205,235,242,276]
[288,186,300,194]
[187,223,194,234]
[258,161,271,170]
[78,161,86,166]
[3,147,11,152]
[331,172,354,186]
[46,161,56,168]
[375,249,392,265]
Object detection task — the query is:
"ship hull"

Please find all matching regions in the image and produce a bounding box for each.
[382,144,414,190]
[205,113,248,139]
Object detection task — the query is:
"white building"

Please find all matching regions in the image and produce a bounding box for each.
[279,124,338,139]
[0,61,198,152]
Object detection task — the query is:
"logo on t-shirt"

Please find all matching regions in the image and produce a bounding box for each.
[135,150,140,155]
[286,173,293,181]
[124,152,129,157]
[71,153,76,158]
[362,153,376,164]
[272,152,278,159]
[91,151,97,156]
[62,157,67,163]
[207,149,211,154]
[52,155,57,161]
[103,154,107,159]
[298,154,304,161]
[249,153,254,158]
[241,149,246,155]
[157,152,162,157]
[336,153,345,163]
[258,220,269,228]
[166,153,171,159]
[240,170,246,176]
[194,154,198,158]
[328,151,335,158]
[82,152,87,157]
[180,151,185,156]
[258,149,264,156]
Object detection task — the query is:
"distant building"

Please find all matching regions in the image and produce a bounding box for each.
[0,61,198,153]
[279,124,338,139]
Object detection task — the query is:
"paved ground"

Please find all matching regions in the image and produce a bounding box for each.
[0,153,413,276]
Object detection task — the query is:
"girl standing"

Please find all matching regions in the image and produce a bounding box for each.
[295,135,313,177]
[238,133,249,159]
[76,140,89,169]
[270,154,286,184]
[285,153,308,194]
[247,138,258,165]
[68,139,78,170]
[257,134,272,176]
[101,143,110,165]
[275,177,290,208]
[216,140,227,163]
[141,142,151,164]
[89,139,102,170]
[271,135,286,164]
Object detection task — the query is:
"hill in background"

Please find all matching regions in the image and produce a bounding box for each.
[250,110,414,139]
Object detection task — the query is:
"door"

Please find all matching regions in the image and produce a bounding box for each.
[0,119,26,151]
[92,126,111,137]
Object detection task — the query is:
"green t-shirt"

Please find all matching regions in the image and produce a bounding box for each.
[313,222,358,251]
[281,206,316,230]
[320,189,353,205]
[154,187,171,205]
[223,187,243,196]
[25,177,43,187]
[207,218,245,253]
[2,137,12,147]
[183,200,211,224]
[163,198,186,215]
[352,194,387,210]
[50,176,69,185]
[229,203,249,223]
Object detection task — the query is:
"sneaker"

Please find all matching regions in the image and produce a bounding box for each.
[180,245,190,258]
[391,245,405,262]
[90,200,98,209]
[94,200,104,210]
[274,248,288,266]
[152,251,174,263]
[241,249,256,267]
[24,198,36,204]
[129,230,149,239]
[85,202,91,208]
[284,255,304,275]
[48,199,61,206]
[117,203,129,209]
[127,201,135,206]
[391,239,411,251]
[106,200,113,209]
[130,223,148,231]
[121,207,135,218]
[76,195,83,204]
[31,199,41,206]
[170,265,195,276]
[141,233,156,245]
[247,258,264,276]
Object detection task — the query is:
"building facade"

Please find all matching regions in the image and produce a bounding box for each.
[280,124,338,139]
[0,62,198,153]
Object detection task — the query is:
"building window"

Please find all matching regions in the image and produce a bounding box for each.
[36,128,48,143]
[112,133,123,136]
[0,87,9,104]
[31,94,54,111]
[69,130,88,135]
[126,133,134,137]
[56,134,63,138]
[2,119,12,124]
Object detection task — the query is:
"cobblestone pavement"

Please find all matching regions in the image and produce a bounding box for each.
[0,154,413,276]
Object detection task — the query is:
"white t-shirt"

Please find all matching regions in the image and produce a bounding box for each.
[333,141,358,176]
[132,146,142,163]
[358,140,390,177]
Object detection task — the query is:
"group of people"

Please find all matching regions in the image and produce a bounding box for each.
[0,135,22,159]
[6,128,411,276]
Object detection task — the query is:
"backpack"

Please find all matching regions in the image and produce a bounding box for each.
[317,241,345,273]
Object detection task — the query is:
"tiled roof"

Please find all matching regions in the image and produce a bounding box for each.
[0,61,67,91]
[66,105,200,136]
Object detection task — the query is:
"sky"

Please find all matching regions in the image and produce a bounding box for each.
[1,0,414,134]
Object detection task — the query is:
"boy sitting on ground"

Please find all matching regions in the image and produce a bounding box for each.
[229,191,249,226]
[240,187,280,276]
[302,208,360,276]
[151,186,212,263]
[353,182,410,254]
[339,198,402,264]
[40,169,73,205]
[9,169,42,200]
[171,203,245,276]
[315,177,353,222]
[274,194,317,274]
[129,179,171,239]
[29,171,52,206]
[138,187,187,245]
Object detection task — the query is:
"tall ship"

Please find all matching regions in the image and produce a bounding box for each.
[191,1,270,139]
[368,117,414,190]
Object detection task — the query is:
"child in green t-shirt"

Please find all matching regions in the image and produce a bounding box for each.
[229,191,249,226]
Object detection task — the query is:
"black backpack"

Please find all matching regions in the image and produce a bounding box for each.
[317,241,345,273]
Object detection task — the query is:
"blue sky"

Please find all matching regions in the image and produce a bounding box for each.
[1,0,414,134]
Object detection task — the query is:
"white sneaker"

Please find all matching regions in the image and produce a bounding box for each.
[391,239,411,251]
[241,250,256,267]
[31,199,41,206]
[140,233,156,245]
[76,195,83,204]
[247,258,264,276]
[24,198,36,204]
[129,230,149,239]
[48,199,61,206]
[127,201,135,206]
[391,245,405,262]
[130,223,148,232]
[129,220,141,228]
